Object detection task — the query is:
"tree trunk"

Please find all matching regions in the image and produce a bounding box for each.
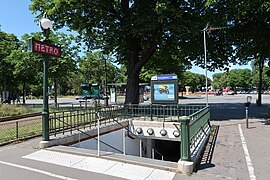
[257,57,263,106]
[23,81,26,104]
[124,36,143,104]
[120,0,158,104]
[125,66,140,104]
[54,78,58,107]
[3,79,7,101]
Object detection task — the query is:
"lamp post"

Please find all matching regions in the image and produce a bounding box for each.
[103,53,109,106]
[203,23,209,106]
[40,14,53,141]
[202,23,227,106]
[105,54,108,94]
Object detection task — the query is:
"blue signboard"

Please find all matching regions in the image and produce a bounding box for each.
[157,74,177,80]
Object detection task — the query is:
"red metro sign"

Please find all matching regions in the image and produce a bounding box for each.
[28,38,61,57]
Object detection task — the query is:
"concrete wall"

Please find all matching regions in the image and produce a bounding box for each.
[72,129,141,156]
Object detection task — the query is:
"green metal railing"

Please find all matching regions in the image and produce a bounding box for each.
[124,104,205,122]
[0,117,42,145]
[179,106,210,161]
[48,105,126,136]
[1,104,210,162]
[48,104,210,162]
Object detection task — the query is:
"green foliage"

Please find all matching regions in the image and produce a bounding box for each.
[0,104,31,117]
[46,32,79,96]
[0,30,20,91]
[212,73,229,89]
[29,0,212,103]
[79,51,118,91]
[212,68,270,91]
[181,71,211,92]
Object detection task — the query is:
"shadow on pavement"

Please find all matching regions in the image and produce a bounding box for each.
[178,96,204,100]
[209,103,270,121]
[195,125,219,171]
[260,120,270,125]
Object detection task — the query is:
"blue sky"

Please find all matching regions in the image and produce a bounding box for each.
[190,62,251,78]
[0,0,251,78]
[0,0,39,38]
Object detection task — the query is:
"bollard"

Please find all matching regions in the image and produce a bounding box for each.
[245,106,249,128]
[244,96,252,129]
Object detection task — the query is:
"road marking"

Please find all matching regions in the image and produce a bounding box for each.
[0,160,77,180]
[238,124,256,180]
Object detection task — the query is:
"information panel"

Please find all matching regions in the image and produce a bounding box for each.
[151,74,178,104]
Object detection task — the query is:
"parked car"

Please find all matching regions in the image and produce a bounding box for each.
[75,92,108,100]
[214,90,223,96]
[227,91,235,95]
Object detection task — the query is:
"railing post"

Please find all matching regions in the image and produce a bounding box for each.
[16,121,19,139]
[139,139,142,157]
[123,128,126,155]
[70,111,72,134]
[54,112,57,136]
[150,104,153,121]
[179,116,191,161]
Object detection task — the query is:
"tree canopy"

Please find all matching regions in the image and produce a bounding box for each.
[212,67,270,92]
[0,0,267,104]
[0,30,20,101]
[29,0,218,104]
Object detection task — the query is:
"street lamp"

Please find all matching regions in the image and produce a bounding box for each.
[104,54,107,94]
[103,53,109,106]
[40,14,52,141]
[203,23,209,106]
[202,23,227,106]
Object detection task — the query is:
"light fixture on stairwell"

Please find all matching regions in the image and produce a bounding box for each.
[147,128,154,135]
[136,127,143,134]
[173,130,180,137]
[160,129,167,136]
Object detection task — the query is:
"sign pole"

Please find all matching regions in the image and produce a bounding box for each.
[42,54,49,141]
[29,14,61,143]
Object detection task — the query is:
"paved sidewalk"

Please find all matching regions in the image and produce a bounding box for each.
[180,118,270,180]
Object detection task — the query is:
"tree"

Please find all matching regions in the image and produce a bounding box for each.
[181,72,207,92]
[206,0,270,105]
[5,49,42,103]
[79,51,118,91]
[227,69,252,91]
[6,32,79,104]
[47,32,79,105]
[0,29,19,102]
[29,0,217,104]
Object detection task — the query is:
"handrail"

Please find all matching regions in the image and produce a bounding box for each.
[54,114,123,154]
[111,116,164,160]
[47,104,209,162]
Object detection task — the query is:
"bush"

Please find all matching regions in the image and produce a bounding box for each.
[0,104,31,117]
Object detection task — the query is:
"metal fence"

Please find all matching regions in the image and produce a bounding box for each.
[189,106,210,147]
[48,105,127,136]
[180,106,211,161]
[0,117,42,145]
[1,104,210,162]
[124,104,205,121]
